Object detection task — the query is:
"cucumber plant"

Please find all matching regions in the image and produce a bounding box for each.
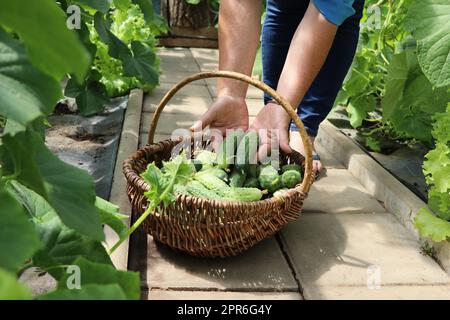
[0,0,167,300]
[335,0,450,240]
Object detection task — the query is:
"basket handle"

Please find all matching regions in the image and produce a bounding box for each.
[147,70,314,194]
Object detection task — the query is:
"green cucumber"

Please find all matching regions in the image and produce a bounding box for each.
[185,180,221,199]
[194,171,230,197]
[194,150,217,171]
[229,168,247,187]
[224,187,265,202]
[281,170,302,188]
[248,164,260,178]
[216,129,245,169]
[258,165,282,193]
[235,131,259,172]
[243,177,260,189]
[281,163,302,174]
[203,167,228,182]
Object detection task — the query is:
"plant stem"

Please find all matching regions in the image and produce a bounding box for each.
[108,202,156,255]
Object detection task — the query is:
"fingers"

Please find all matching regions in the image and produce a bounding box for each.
[190,109,213,132]
[279,128,292,154]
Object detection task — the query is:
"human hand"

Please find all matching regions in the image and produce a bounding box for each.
[249,101,292,161]
[190,95,249,135]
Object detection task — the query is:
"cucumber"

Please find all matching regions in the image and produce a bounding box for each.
[194,150,217,171]
[273,188,288,197]
[224,187,265,202]
[281,170,302,188]
[258,165,282,193]
[229,168,247,187]
[235,131,259,172]
[202,167,228,182]
[248,164,260,178]
[185,180,221,199]
[216,129,245,169]
[243,177,260,189]
[281,163,302,174]
[194,171,230,197]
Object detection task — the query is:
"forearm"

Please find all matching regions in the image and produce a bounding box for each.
[276,2,337,108]
[217,0,262,98]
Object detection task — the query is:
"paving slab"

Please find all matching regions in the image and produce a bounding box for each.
[305,285,450,300]
[303,169,387,214]
[160,70,207,85]
[143,93,212,115]
[190,48,219,72]
[154,83,212,98]
[141,112,198,135]
[280,213,450,299]
[141,112,256,135]
[160,54,200,74]
[142,236,298,291]
[205,79,264,99]
[146,290,302,300]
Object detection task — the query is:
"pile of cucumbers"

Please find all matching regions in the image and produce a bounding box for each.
[173,130,303,202]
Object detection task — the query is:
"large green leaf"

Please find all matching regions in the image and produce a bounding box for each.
[39,284,127,300]
[95,197,129,238]
[65,70,109,116]
[94,12,159,86]
[131,0,155,23]
[0,268,31,300]
[0,0,90,80]
[73,0,111,13]
[415,207,450,242]
[347,94,376,128]
[382,50,447,144]
[94,12,130,60]
[123,41,159,85]
[1,131,104,240]
[0,183,41,272]
[57,257,139,300]
[7,181,111,279]
[406,0,450,88]
[0,29,61,133]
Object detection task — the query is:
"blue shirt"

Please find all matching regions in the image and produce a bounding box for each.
[312,0,356,26]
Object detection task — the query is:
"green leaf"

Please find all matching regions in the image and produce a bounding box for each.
[185,0,202,4]
[347,94,376,128]
[406,0,450,88]
[65,71,109,116]
[0,0,90,80]
[0,183,41,272]
[39,284,127,300]
[415,207,450,242]
[131,0,155,23]
[382,50,447,144]
[123,41,159,85]
[7,181,111,279]
[94,13,159,86]
[0,268,31,300]
[57,257,140,300]
[0,29,61,133]
[94,12,130,60]
[428,189,450,221]
[73,0,111,13]
[423,143,450,193]
[1,131,104,240]
[95,197,128,238]
[114,0,132,11]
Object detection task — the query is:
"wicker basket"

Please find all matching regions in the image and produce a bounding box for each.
[123,71,314,258]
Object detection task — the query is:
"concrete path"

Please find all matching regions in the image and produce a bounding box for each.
[130,47,450,300]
